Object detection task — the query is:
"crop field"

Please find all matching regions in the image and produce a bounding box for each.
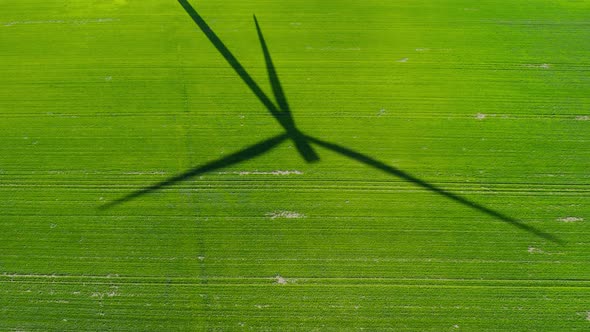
[1,0,590,330]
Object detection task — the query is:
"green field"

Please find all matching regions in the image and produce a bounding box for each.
[1,0,590,330]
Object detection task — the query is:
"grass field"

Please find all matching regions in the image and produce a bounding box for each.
[1,0,590,330]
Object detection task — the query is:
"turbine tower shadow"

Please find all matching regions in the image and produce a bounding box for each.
[101,0,561,244]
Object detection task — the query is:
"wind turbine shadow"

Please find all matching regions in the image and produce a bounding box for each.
[101,0,561,244]
[305,135,562,244]
[100,133,288,210]
[177,0,318,162]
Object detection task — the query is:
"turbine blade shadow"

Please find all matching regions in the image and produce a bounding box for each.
[253,15,290,115]
[101,133,289,209]
[253,15,319,162]
[306,135,562,244]
[177,0,319,162]
[177,0,280,118]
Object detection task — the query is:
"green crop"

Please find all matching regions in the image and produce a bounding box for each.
[1,0,588,330]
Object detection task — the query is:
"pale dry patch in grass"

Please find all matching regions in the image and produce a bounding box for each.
[523,63,551,69]
[275,275,288,285]
[91,290,118,299]
[266,211,305,219]
[218,170,302,176]
[575,116,589,121]
[528,246,563,256]
[557,216,584,222]
[577,311,590,321]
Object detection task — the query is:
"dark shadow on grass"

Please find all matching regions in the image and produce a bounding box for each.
[252,14,318,161]
[305,135,562,244]
[100,133,288,209]
[254,15,289,117]
[177,0,318,162]
[101,1,561,244]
